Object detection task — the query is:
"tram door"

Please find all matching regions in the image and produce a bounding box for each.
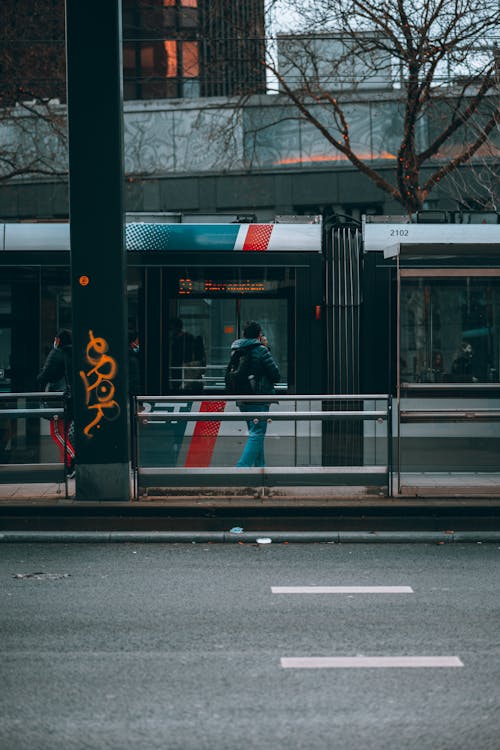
[167,297,289,394]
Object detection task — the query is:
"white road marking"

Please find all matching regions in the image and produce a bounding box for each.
[281,656,463,668]
[271,586,413,594]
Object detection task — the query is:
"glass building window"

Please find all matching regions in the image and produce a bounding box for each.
[182,41,199,77]
[164,40,178,77]
[123,38,199,98]
[122,0,265,99]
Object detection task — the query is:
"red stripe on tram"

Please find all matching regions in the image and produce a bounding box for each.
[242,224,273,251]
[184,400,226,467]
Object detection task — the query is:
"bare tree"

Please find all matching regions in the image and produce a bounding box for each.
[443,120,500,211]
[0,100,68,182]
[263,0,500,214]
[0,0,68,182]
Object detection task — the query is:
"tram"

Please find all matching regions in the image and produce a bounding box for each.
[1,214,499,494]
[0,217,335,477]
[0,217,324,395]
[362,216,500,491]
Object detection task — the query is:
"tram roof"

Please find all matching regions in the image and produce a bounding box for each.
[363,222,500,256]
[0,222,322,253]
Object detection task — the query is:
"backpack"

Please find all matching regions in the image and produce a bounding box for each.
[225,349,257,395]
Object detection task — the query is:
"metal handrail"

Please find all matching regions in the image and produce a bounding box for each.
[1,409,64,418]
[139,410,388,421]
[399,383,500,400]
[401,409,500,423]
[0,391,65,419]
[136,393,390,401]
[0,391,68,496]
[0,392,64,399]
[133,393,393,497]
[400,383,500,392]
[397,384,500,493]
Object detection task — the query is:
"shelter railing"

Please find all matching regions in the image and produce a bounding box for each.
[132,394,392,498]
[397,383,500,494]
[0,392,69,496]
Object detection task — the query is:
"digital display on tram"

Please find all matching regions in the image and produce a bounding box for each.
[178,278,281,294]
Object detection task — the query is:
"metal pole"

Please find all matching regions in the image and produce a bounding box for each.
[65,0,130,500]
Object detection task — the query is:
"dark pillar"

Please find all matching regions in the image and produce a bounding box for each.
[65,0,130,500]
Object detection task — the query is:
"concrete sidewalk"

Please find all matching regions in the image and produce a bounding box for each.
[1,474,500,507]
[1,478,499,542]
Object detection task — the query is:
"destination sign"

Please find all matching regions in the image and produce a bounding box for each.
[178,278,280,294]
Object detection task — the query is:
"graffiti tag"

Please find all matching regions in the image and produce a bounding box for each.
[79,330,120,438]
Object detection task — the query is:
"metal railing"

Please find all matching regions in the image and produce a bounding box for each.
[397,383,500,494]
[133,393,393,498]
[0,392,69,496]
[176,363,288,393]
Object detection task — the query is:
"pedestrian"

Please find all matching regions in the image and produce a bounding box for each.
[36,328,75,477]
[225,320,280,467]
[451,341,479,382]
[170,317,206,392]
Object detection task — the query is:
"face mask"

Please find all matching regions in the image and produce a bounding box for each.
[131,344,140,353]
[53,339,59,349]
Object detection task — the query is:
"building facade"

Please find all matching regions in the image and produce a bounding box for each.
[0,91,498,221]
[0,0,265,105]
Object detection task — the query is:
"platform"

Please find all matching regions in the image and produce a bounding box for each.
[1,472,500,507]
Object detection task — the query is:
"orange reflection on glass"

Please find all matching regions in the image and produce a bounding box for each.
[163,0,198,6]
[164,40,177,77]
[275,151,397,165]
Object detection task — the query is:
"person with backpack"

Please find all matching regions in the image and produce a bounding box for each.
[225,320,280,467]
[36,328,75,477]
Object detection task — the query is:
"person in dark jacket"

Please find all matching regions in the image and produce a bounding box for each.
[170,317,206,393]
[451,341,479,382]
[230,320,280,468]
[36,328,75,476]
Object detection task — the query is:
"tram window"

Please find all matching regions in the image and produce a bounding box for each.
[167,267,292,393]
[40,270,72,360]
[169,298,289,393]
[400,276,500,384]
[127,269,142,338]
[0,330,11,392]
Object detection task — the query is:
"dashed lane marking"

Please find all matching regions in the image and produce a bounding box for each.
[271,586,414,594]
[281,656,464,669]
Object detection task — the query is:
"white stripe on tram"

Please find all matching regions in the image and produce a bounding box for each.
[271,586,414,594]
[281,656,464,669]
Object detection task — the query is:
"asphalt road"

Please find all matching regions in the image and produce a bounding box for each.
[1,542,499,750]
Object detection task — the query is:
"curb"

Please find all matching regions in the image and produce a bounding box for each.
[1,530,500,543]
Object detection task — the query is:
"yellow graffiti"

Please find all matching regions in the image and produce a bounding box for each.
[79,330,120,438]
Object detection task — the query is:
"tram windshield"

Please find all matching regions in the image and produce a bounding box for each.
[169,297,288,392]
[167,266,292,393]
[400,274,500,384]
